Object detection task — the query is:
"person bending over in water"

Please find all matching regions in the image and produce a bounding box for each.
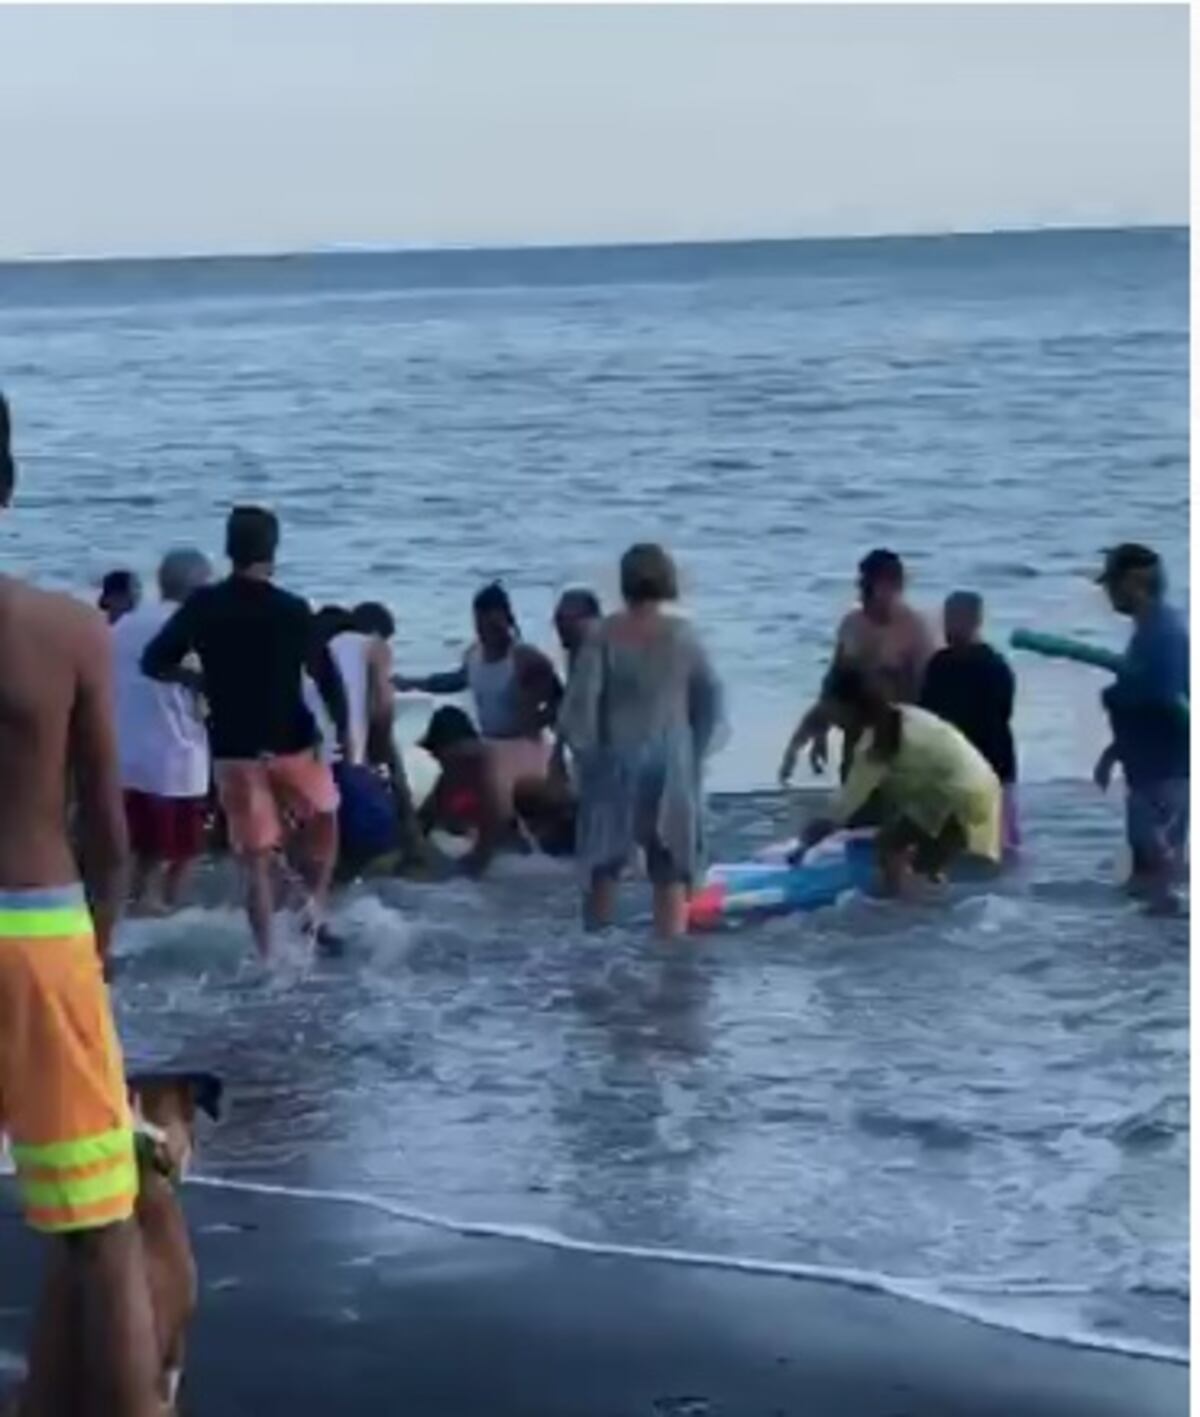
[1092,544,1189,913]
[780,549,936,783]
[0,392,161,1416]
[143,507,350,957]
[799,666,1002,897]
[416,706,509,875]
[920,591,1020,855]
[396,582,563,819]
[99,568,142,625]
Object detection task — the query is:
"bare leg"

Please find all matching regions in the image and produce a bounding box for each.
[22,1240,82,1416]
[76,1222,160,1417]
[584,873,619,932]
[292,811,338,922]
[878,844,919,899]
[128,857,165,916]
[652,883,689,940]
[242,850,275,957]
[162,857,194,911]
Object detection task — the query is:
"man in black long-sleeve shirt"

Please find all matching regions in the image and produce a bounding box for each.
[920,592,1020,854]
[143,506,350,955]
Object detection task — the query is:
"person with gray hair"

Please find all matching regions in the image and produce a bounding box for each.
[112,547,214,913]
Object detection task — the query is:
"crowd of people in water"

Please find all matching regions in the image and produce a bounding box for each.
[0,388,1191,1417]
[89,500,1191,953]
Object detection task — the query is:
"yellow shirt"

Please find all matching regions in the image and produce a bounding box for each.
[834,705,1002,862]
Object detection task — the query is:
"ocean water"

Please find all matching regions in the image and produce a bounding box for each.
[0,228,1189,1359]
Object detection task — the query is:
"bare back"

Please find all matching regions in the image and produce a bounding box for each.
[0,575,123,891]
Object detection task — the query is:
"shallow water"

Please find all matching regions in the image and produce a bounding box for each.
[111,784,1188,1358]
[0,229,1188,1357]
[0,227,1188,786]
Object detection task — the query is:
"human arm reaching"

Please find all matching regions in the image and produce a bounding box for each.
[393,663,469,695]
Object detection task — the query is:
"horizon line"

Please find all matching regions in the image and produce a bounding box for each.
[0,218,1187,271]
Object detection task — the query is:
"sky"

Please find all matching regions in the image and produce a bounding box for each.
[0,4,1188,259]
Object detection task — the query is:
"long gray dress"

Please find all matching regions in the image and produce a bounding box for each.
[559,613,724,884]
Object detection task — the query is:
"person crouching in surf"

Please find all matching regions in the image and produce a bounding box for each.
[797,666,1002,897]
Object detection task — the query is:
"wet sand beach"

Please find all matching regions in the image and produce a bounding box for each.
[0,1181,1187,1417]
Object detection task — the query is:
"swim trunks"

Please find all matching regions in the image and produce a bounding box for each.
[0,885,137,1232]
[123,790,208,864]
[214,751,339,854]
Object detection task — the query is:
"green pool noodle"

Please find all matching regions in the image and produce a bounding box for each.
[1010,628,1189,719]
[1009,628,1124,673]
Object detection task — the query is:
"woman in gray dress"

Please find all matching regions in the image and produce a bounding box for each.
[559,544,725,938]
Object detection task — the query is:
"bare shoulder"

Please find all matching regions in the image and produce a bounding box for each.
[0,576,102,646]
[902,604,936,639]
[514,641,553,668]
[836,608,865,646]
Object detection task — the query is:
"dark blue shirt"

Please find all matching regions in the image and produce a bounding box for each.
[1103,602,1190,786]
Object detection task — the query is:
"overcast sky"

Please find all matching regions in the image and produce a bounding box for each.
[0,4,1187,259]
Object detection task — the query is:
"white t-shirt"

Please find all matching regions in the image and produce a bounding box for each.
[304,631,372,766]
[112,602,210,799]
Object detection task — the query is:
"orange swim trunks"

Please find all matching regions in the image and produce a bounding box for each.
[0,885,137,1233]
[214,750,340,854]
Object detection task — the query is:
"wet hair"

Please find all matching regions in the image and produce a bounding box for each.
[352,601,396,639]
[158,548,212,603]
[822,664,902,761]
[226,505,279,571]
[620,543,679,605]
[420,705,480,755]
[0,392,13,503]
[313,604,354,642]
[858,548,905,590]
[100,569,141,602]
[557,587,602,620]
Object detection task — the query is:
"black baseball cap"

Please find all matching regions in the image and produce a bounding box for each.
[1096,543,1162,585]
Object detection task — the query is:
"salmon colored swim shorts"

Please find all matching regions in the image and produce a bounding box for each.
[0,885,137,1233]
[214,751,340,854]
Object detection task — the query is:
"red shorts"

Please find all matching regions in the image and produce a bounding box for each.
[123,791,208,864]
[214,752,339,855]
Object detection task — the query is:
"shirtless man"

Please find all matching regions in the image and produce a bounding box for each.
[0,393,160,1416]
[780,548,936,782]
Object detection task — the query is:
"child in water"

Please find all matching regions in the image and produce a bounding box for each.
[799,666,1003,896]
[920,592,1020,855]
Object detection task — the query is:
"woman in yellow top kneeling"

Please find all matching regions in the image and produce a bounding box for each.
[800,666,1002,895]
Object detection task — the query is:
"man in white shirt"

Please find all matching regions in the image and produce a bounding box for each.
[112,548,213,913]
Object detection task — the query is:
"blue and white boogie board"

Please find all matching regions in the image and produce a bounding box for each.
[688,831,875,929]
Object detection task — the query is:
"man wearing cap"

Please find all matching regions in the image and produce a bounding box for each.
[1093,544,1190,911]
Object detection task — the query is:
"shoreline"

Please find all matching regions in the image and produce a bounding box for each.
[0,1182,1187,1417]
[188,1172,1188,1367]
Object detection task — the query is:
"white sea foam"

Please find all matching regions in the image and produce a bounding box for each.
[188,1173,1188,1366]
